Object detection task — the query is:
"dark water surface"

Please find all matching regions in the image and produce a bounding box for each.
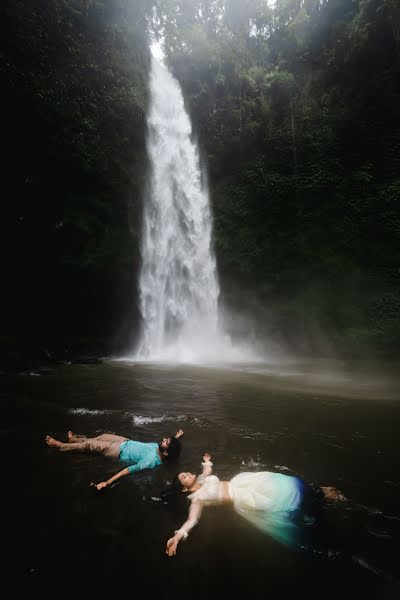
[3,360,400,598]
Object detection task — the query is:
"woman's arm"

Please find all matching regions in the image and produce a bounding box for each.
[201,452,213,476]
[165,500,203,557]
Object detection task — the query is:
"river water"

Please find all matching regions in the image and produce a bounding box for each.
[4,359,400,597]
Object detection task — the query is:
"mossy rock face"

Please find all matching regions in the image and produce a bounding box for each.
[2,1,151,353]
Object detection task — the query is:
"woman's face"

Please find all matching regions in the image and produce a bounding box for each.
[178,471,197,490]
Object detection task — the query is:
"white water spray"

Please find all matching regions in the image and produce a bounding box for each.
[134,58,257,363]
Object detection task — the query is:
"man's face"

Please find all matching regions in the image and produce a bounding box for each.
[159,437,172,451]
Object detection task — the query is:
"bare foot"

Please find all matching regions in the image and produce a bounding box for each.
[45,435,62,448]
[321,486,347,502]
[67,430,82,442]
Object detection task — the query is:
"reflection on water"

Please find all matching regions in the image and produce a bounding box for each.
[116,356,400,400]
[2,359,400,596]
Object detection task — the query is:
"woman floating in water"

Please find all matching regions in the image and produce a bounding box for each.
[164,452,346,557]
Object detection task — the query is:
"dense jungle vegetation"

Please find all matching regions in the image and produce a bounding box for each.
[1,0,400,366]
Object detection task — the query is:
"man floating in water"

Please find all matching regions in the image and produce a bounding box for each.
[45,429,184,490]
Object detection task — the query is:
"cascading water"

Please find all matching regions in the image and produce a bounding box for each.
[135,57,255,363]
[136,57,218,361]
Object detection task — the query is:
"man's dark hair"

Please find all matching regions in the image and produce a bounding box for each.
[165,437,181,461]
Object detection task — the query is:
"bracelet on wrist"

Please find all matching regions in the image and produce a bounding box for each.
[174,528,188,540]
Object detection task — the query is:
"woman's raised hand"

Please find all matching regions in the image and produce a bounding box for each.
[203,452,211,463]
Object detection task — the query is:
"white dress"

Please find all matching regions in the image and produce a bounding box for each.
[188,474,224,504]
[180,462,312,548]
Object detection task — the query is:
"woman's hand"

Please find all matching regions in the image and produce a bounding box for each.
[175,429,184,439]
[203,452,211,463]
[166,535,180,557]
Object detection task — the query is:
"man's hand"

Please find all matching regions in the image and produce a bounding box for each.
[175,429,184,439]
[166,535,180,556]
[94,481,108,490]
[203,452,211,463]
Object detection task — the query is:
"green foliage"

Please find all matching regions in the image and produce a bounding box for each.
[158,0,400,356]
[1,0,157,350]
[3,0,400,357]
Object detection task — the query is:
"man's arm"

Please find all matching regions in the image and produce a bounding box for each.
[95,467,130,490]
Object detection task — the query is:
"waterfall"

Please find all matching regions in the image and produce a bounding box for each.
[135,58,236,362]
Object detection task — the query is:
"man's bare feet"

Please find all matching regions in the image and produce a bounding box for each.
[67,430,82,442]
[45,435,62,448]
[321,486,347,502]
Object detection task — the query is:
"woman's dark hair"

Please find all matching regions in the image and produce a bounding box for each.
[159,474,184,503]
[165,437,182,461]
